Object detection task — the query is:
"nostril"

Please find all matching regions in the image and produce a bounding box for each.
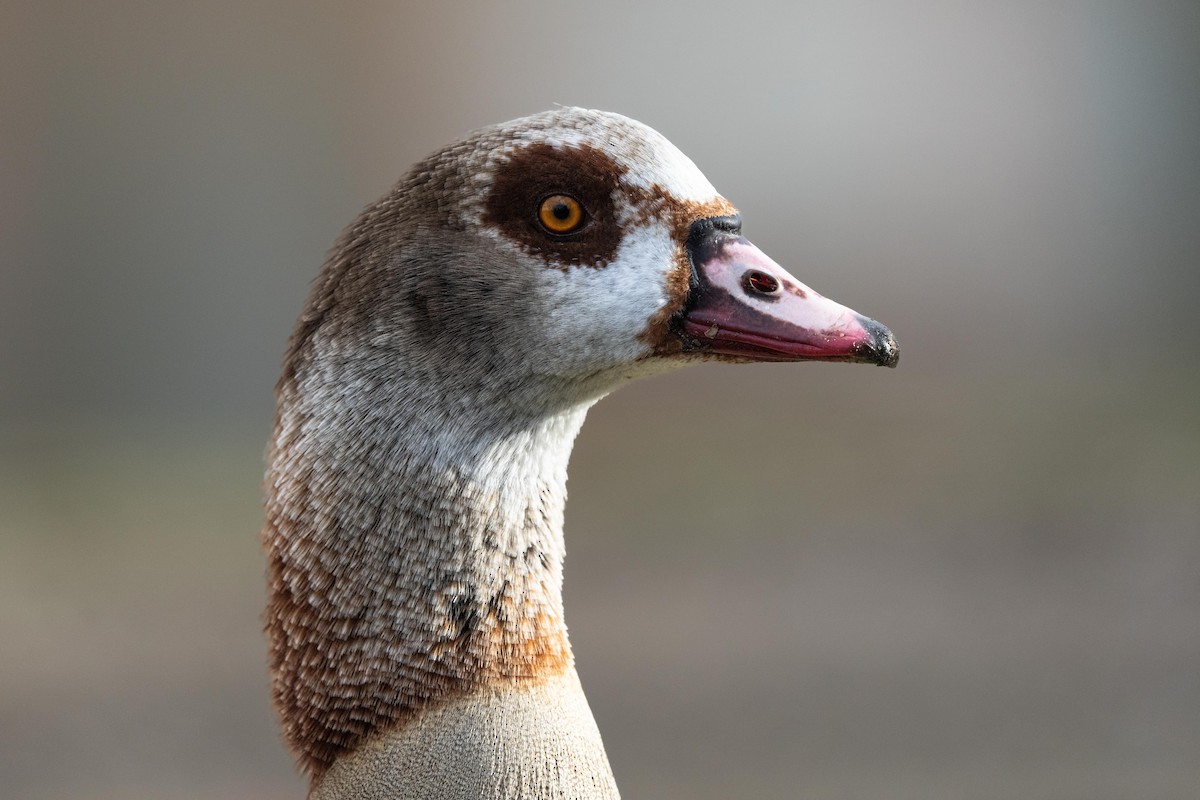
[743,270,779,296]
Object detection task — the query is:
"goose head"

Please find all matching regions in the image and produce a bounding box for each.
[265,107,897,791]
[291,108,895,422]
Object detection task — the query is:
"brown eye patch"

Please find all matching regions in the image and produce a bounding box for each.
[483,142,624,269]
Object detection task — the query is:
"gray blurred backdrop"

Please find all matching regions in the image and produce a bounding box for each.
[2,2,1198,798]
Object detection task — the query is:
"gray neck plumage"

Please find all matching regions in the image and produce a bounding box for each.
[264,340,602,779]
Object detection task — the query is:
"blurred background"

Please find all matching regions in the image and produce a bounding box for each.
[2,2,1198,798]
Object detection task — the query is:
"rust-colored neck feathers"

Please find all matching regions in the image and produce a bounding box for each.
[263,356,582,779]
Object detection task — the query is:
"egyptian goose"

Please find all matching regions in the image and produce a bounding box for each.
[262,107,897,799]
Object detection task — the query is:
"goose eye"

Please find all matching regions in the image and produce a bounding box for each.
[537,194,585,235]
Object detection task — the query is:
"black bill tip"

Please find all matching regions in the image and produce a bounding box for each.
[854,315,900,367]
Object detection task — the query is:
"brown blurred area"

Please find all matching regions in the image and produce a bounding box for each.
[2,2,1198,798]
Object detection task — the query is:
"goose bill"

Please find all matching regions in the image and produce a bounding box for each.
[679,227,898,367]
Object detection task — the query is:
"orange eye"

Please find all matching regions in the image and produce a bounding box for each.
[537,194,585,234]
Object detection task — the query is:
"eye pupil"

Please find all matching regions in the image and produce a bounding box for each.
[552,203,571,220]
